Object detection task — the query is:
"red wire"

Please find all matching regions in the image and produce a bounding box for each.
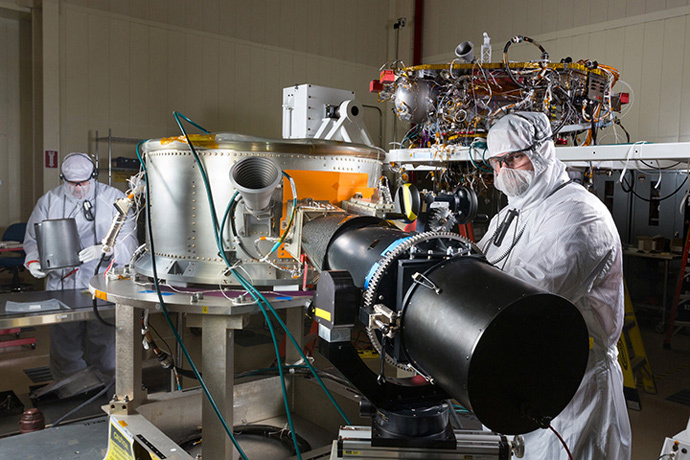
[60,268,78,280]
[549,425,573,460]
[103,258,115,277]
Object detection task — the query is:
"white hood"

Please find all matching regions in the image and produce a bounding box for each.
[487,111,570,209]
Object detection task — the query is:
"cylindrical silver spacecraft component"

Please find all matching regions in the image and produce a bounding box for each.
[34,218,81,270]
[135,134,383,285]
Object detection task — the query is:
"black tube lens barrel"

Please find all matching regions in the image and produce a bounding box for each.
[401,256,589,434]
[306,216,590,435]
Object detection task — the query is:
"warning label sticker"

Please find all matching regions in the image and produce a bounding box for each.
[104,418,134,460]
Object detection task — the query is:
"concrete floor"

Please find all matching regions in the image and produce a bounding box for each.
[1,268,690,458]
[629,311,690,460]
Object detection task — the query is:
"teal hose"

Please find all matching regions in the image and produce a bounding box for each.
[232,272,303,459]
[136,141,249,460]
[218,180,350,426]
[231,269,352,425]
[174,111,211,134]
[468,140,493,173]
[146,112,355,460]
[173,114,302,457]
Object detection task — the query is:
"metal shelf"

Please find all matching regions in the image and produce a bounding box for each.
[93,129,143,186]
[386,141,690,170]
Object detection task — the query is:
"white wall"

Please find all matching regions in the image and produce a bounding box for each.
[0,15,22,230]
[422,1,690,144]
[50,1,413,191]
[10,0,690,221]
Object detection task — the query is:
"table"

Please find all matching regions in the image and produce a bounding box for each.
[89,274,312,460]
[623,248,682,327]
[0,415,109,459]
[0,289,113,329]
[0,242,22,252]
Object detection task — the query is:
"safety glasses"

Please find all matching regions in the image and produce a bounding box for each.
[489,148,531,170]
[66,179,91,187]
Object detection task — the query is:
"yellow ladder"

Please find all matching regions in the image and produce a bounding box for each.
[617,283,657,410]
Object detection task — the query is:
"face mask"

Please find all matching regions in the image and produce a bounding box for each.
[65,180,92,200]
[494,168,535,197]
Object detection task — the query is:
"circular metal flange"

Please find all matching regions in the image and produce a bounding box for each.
[362,232,482,369]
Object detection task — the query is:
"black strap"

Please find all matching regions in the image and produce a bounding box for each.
[487,179,573,249]
[493,209,520,247]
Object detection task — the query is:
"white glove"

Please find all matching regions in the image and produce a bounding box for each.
[79,244,104,263]
[28,262,46,279]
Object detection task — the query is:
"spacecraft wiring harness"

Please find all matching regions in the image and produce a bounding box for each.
[372,35,631,151]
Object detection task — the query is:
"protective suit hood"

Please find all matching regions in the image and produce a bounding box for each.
[61,152,97,201]
[61,152,95,182]
[487,112,570,209]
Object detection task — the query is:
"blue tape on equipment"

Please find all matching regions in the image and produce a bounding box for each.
[139,290,174,296]
[364,263,380,289]
[363,237,412,289]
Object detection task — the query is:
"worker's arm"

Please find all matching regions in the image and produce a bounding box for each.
[23,195,50,271]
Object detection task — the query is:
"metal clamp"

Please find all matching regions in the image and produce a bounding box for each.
[368,304,400,339]
[412,272,442,295]
[108,394,135,415]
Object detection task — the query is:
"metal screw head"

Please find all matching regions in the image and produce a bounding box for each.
[191,292,204,303]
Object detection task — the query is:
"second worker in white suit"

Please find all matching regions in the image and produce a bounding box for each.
[23,152,138,381]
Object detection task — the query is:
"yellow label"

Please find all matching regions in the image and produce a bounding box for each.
[160,134,219,149]
[589,337,594,349]
[315,307,332,322]
[94,289,108,302]
[104,418,134,460]
[118,420,128,427]
[357,350,379,359]
[402,183,417,220]
[202,306,208,313]
[343,451,361,456]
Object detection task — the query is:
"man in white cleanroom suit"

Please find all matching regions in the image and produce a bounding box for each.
[23,152,138,381]
[478,112,631,459]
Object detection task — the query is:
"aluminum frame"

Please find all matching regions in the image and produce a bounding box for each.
[385,142,690,170]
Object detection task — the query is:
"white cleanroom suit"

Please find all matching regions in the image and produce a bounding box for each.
[478,112,631,459]
[23,153,138,380]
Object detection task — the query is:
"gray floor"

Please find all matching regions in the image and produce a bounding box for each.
[0,413,336,460]
[629,313,690,460]
[0,416,110,459]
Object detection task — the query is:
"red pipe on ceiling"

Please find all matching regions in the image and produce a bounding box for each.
[413,0,424,65]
